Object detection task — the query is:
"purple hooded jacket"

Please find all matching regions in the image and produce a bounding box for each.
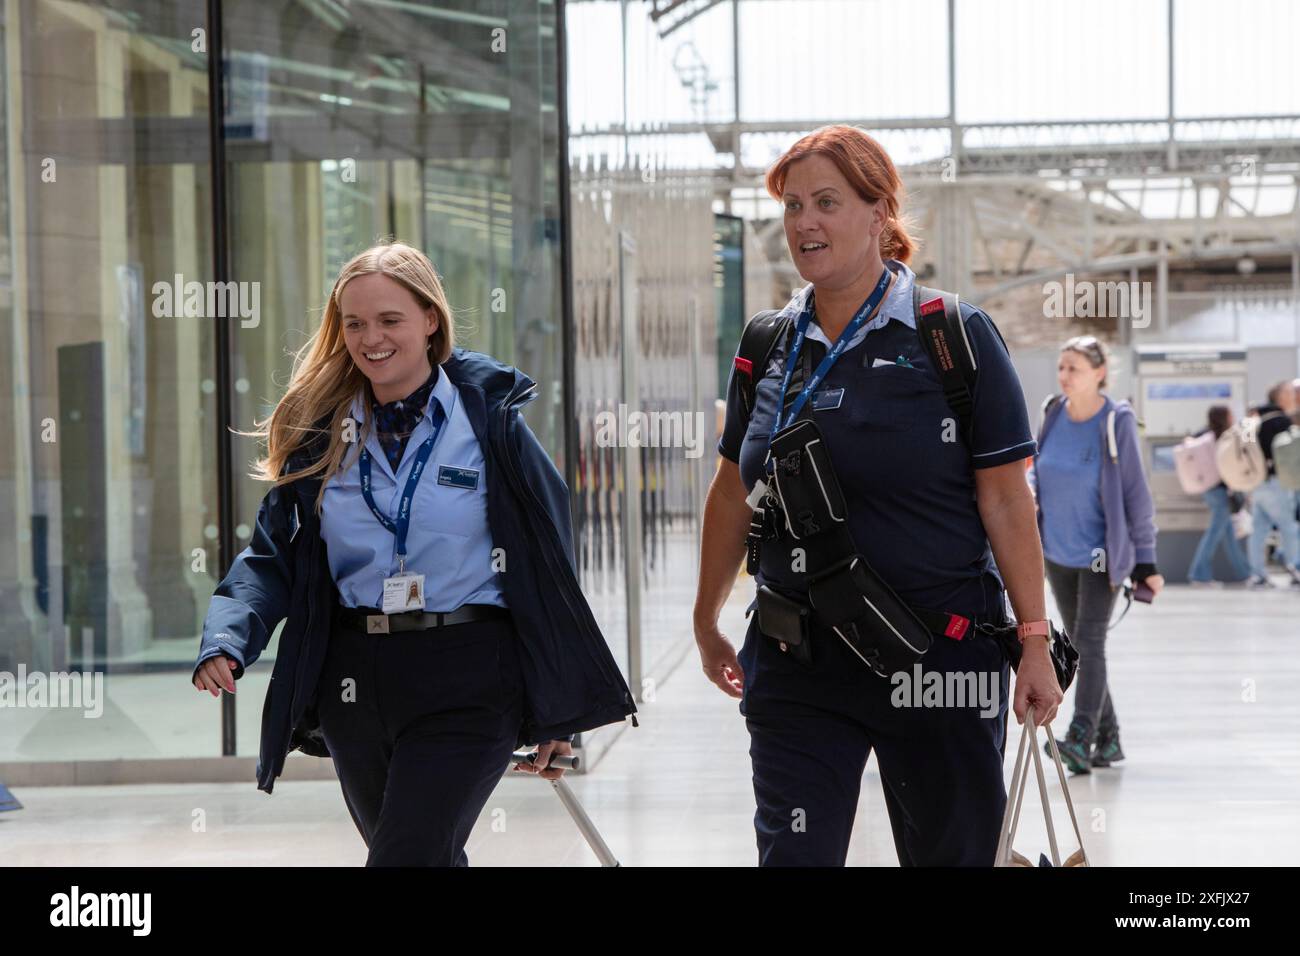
[1028,394,1158,587]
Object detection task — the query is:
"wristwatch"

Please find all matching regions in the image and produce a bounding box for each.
[1016,620,1051,643]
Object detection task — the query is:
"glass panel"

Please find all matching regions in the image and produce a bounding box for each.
[220,0,567,754]
[0,0,218,762]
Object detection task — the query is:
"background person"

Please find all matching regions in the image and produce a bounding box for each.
[1029,336,1162,773]
[1186,405,1252,586]
[1246,380,1300,589]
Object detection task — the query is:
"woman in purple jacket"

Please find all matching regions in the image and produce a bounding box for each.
[1028,336,1163,773]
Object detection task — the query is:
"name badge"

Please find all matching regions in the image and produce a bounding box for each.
[812,387,844,411]
[437,465,480,490]
[382,572,425,614]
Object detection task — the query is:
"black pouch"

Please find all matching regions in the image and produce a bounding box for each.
[981,620,1079,692]
[756,584,813,665]
[768,419,847,541]
[807,554,933,676]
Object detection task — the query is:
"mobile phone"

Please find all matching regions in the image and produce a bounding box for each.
[1133,581,1155,603]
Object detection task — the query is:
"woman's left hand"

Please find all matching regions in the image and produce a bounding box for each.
[514,740,572,780]
[1144,573,1165,597]
[1012,641,1064,727]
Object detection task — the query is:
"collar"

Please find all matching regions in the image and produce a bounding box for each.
[349,362,457,427]
[782,259,915,352]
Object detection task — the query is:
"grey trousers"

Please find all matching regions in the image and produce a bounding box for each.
[1044,558,1121,739]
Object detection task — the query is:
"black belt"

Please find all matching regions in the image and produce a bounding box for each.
[334,603,510,635]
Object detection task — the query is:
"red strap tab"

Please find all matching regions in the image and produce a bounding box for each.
[734,356,753,376]
[919,296,945,317]
[944,614,969,640]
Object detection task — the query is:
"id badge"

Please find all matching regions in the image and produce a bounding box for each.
[381,572,425,614]
[811,387,844,411]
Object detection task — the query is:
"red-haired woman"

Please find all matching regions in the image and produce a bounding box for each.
[693,126,1062,866]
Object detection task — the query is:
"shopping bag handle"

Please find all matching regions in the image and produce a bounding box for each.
[995,705,1090,867]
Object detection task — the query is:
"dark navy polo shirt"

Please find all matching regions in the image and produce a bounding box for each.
[719,280,1036,621]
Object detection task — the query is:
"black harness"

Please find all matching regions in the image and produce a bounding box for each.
[737,284,1078,688]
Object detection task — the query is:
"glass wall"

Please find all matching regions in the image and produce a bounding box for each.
[565,1,721,718]
[0,0,568,763]
[1,0,218,763]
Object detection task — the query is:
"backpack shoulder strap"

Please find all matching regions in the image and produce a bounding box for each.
[1037,393,1063,444]
[913,284,977,441]
[734,309,791,421]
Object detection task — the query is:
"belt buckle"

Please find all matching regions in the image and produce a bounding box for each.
[366,614,390,635]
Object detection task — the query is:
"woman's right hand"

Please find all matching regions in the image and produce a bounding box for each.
[695,623,744,699]
[193,654,238,697]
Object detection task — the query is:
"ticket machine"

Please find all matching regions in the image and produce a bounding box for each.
[1133,345,1249,583]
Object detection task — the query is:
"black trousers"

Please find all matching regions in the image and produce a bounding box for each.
[316,610,524,866]
[739,611,1010,866]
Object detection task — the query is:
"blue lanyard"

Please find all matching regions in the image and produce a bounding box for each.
[358,402,447,572]
[767,266,893,449]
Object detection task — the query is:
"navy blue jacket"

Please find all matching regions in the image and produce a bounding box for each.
[193,348,638,793]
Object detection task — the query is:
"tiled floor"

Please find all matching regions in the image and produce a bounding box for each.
[2,575,1298,866]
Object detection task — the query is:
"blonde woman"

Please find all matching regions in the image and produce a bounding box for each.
[191,241,636,866]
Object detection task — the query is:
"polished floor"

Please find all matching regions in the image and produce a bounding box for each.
[2,574,1298,866]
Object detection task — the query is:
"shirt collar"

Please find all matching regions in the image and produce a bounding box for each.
[349,363,455,426]
[783,259,915,352]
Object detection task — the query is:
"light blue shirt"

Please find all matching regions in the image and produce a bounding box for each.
[320,365,507,611]
[1037,401,1108,568]
[782,258,916,359]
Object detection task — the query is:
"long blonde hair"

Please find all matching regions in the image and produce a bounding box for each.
[243,240,456,513]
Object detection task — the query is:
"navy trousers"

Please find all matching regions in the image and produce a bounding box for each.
[738,611,1010,866]
[315,610,524,866]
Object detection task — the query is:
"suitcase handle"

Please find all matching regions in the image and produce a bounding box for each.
[512,749,581,772]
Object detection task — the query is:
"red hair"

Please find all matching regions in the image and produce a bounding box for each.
[765,125,916,264]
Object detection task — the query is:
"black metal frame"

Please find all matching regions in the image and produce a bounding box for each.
[205,0,238,756]
[557,0,579,548]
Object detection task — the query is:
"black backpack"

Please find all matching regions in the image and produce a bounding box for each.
[732,284,994,445]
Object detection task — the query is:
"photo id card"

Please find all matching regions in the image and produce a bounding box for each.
[382,572,425,614]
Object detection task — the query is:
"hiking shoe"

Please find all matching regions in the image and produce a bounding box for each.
[1047,717,1094,774]
[1092,727,1126,767]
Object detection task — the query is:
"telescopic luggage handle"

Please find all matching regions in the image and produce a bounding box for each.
[512,750,580,771]
[510,750,620,867]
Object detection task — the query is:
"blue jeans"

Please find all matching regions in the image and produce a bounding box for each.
[1248,477,1300,577]
[1188,486,1251,582]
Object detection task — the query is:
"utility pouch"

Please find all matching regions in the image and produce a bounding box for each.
[768,419,846,541]
[807,554,933,676]
[756,584,813,665]
[981,620,1079,692]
